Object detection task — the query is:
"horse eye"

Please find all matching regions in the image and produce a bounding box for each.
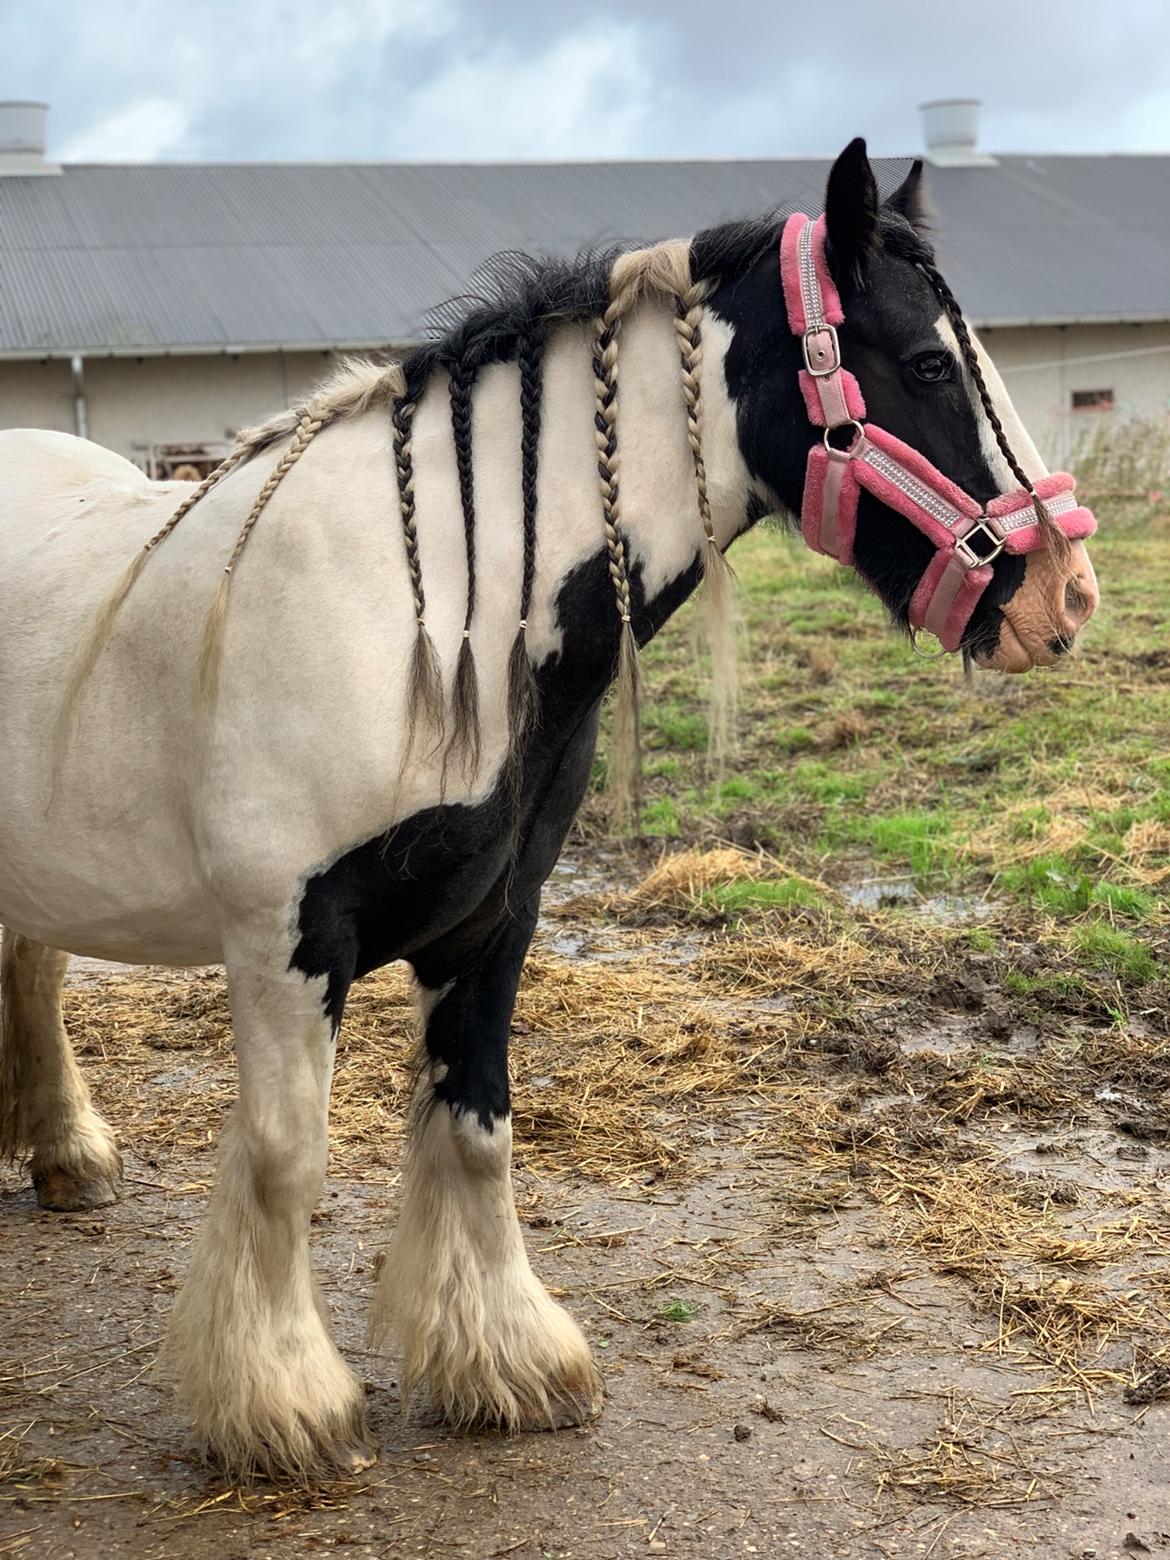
[911,351,954,384]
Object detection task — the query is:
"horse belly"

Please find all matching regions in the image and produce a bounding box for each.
[0,438,222,964]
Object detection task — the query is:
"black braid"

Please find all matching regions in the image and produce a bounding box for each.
[518,329,544,621]
[504,328,545,816]
[444,359,482,783]
[449,360,478,628]
[917,260,1067,554]
[391,391,443,753]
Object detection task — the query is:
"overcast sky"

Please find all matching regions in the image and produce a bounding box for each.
[4,0,1169,164]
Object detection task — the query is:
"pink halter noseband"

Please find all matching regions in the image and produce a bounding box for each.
[779,213,1097,652]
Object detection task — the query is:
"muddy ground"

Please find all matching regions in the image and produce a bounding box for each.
[2,852,1170,1560]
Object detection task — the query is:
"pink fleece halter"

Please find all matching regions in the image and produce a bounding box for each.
[779,213,1097,652]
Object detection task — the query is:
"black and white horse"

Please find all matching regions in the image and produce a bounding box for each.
[0,141,1097,1478]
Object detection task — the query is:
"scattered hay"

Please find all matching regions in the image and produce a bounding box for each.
[597,845,833,920]
[43,845,1170,1420]
[1123,820,1170,884]
[867,1395,1067,1509]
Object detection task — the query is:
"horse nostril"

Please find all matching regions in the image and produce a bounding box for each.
[1065,579,1092,622]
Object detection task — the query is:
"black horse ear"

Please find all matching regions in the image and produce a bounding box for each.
[824,137,881,286]
[887,159,928,231]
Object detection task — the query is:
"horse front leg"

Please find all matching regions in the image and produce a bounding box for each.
[372,897,603,1430]
[161,928,372,1480]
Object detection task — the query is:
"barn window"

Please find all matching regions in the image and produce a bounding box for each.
[1070,388,1115,412]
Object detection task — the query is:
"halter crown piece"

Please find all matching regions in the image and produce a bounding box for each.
[779,214,1097,651]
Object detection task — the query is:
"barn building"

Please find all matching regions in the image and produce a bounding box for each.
[1,99,1167,476]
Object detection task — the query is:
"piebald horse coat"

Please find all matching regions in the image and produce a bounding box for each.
[0,143,1098,1478]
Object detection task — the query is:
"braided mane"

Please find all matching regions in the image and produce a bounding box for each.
[57,223,779,819]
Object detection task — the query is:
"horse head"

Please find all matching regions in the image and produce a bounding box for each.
[712,137,1099,671]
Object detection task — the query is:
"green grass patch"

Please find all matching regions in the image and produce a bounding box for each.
[1073,924,1159,984]
[591,509,1170,957]
[1004,969,1092,1002]
[645,701,708,752]
[704,878,823,915]
[1001,857,1157,920]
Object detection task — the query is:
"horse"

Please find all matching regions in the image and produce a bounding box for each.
[0,139,1099,1480]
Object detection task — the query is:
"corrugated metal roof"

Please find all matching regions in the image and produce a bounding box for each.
[0,154,1167,356]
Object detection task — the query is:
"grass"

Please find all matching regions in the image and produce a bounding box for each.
[587,501,1169,1003]
[703,876,823,915]
[659,1300,700,1323]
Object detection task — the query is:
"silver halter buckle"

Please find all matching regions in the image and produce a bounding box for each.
[802,324,841,377]
[954,518,1006,570]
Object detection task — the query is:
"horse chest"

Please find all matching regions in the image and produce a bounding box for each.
[290,703,601,1016]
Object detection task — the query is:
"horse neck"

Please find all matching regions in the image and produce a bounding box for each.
[389,287,755,778]
[516,296,751,678]
[588,293,750,588]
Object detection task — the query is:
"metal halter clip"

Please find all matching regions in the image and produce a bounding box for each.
[954,518,1006,570]
[909,627,947,659]
[823,420,865,458]
[802,324,841,377]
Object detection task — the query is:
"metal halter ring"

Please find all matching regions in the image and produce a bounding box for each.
[823,420,865,457]
[909,627,948,659]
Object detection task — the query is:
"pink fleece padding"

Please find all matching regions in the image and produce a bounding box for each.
[909,551,993,651]
[861,426,983,520]
[854,458,961,550]
[809,215,844,327]
[1001,507,1097,554]
[780,212,847,335]
[937,566,994,650]
[986,472,1076,515]
[799,368,866,427]
[779,213,813,334]
[802,446,859,564]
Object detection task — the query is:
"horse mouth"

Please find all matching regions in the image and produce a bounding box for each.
[972,613,1072,674]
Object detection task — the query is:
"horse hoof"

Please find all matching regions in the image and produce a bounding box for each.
[34,1166,121,1212]
[539,1379,604,1431]
[344,1442,378,1475]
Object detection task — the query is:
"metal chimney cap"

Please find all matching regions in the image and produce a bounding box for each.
[918,98,997,167]
[0,101,60,176]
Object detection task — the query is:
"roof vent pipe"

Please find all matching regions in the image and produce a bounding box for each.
[0,102,61,176]
[918,99,997,167]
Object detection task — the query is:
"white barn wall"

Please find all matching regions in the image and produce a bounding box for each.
[0,350,344,466]
[983,322,1170,466]
[1,326,1168,472]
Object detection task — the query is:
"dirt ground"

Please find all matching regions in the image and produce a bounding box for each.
[3,851,1170,1560]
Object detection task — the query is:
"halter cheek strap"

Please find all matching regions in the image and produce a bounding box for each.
[779,212,1097,653]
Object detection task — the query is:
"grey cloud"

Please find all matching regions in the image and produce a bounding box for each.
[2,0,1168,161]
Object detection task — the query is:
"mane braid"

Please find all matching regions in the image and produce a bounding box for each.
[917,260,1069,560]
[199,408,327,704]
[504,326,544,808]
[445,359,482,783]
[52,441,249,776]
[592,292,642,832]
[392,391,444,757]
[672,282,738,767]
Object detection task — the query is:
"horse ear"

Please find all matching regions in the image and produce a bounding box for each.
[887,159,928,231]
[823,137,882,286]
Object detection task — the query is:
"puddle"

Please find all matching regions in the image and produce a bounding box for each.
[842,876,996,924]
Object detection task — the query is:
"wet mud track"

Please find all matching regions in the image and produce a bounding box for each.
[3,855,1170,1558]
